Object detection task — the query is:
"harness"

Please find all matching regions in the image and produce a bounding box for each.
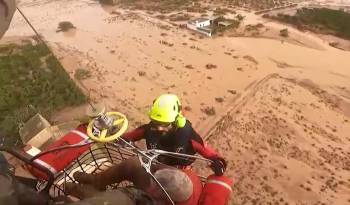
[144,121,203,166]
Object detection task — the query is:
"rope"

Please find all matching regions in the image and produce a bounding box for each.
[16,7,45,44]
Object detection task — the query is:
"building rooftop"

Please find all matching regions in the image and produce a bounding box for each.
[188,17,210,25]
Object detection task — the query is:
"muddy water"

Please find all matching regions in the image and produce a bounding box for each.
[4,0,350,136]
[3,1,350,204]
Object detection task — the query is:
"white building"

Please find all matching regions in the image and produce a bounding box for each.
[186,18,213,36]
[195,18,211,27]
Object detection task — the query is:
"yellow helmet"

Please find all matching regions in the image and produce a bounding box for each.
[148,94,186,127]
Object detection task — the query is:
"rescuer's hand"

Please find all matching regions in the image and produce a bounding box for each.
[210,157,227,176]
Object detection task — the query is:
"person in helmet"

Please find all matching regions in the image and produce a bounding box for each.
[122,94,226,176]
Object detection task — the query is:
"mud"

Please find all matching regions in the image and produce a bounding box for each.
[2,0,350,204]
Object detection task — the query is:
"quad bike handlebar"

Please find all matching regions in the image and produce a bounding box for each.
[86,112,128,143]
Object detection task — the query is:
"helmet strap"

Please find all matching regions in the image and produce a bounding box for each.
[175,114,186,128]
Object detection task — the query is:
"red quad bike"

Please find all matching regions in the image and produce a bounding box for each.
[0,110,232,205]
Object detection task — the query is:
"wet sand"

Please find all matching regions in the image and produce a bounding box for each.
[2,0,350,204]
[206,74,350,204]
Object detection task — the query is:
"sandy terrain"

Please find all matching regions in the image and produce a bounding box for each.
[206,74,350,204]
[2,0,350,204]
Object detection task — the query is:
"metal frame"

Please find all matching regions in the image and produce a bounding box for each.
[1,139,212,205]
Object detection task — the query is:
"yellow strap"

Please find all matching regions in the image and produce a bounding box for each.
[99,129,107,139]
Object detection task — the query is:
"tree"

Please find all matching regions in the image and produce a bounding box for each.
[280,28,289,37]
[236,14,245,22]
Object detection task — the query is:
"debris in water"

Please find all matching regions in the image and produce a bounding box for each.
[137,71,146,76]
[215,97,224,103]
[201,106,216,116]
[74,68,91,80]
[206,64,217,69]
[185,64,194,69]
[227,90,237,95]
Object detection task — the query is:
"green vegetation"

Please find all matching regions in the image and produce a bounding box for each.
[235,14,245,22]
[280,28,289,37]
[213,7,234,16]
[245,23,264,32]
[213,16,241,34]
[57,21,76,32]
[99,0,116,5]
[265,8,350,40]
[119,0,192,12]
[329,41,339,48]
[0,43,86,139]
[226,0,290,10]
[168,13,191,22]
[74,68,92,80]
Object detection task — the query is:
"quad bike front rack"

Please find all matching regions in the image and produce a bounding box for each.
[0,110,213,205]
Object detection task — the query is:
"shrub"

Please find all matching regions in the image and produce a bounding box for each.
[74,68,92,80]
[280,28,289,37]
[57,21,76,32]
